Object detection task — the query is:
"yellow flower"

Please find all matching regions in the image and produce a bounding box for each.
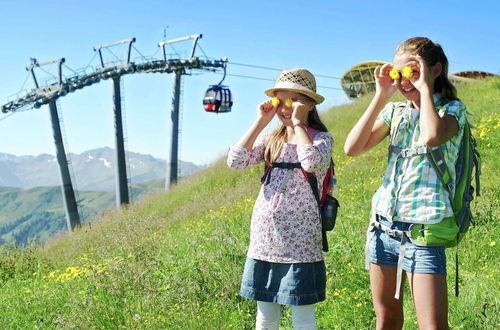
[285,98,293,107]
[271,97,280,107]
[402,66,413,79]
[389,67,400,80]
[490,241,496,247]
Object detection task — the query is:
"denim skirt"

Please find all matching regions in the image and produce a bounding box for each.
[240,257,326,306]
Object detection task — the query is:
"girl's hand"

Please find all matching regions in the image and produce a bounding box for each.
[291,100,311,126]
[257,100,277,125]
[407,55,433,93]
[374,63,399,97]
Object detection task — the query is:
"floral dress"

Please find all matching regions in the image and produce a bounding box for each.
[227,128,333,305]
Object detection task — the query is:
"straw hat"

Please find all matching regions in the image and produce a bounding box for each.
[264,68,324,104]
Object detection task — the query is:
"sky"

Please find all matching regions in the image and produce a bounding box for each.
[0,0,498,169]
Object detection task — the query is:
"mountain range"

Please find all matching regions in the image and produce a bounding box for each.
[0,148,204,245]
[0,147,203,191]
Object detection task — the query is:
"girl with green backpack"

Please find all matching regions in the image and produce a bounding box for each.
[344,37,468,329]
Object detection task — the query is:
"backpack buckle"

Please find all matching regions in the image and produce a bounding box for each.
[399,147,429,158]
[385,228,404,238]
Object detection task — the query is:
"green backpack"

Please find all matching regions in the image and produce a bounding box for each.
[389,102,481,249]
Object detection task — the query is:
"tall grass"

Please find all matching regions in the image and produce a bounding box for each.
[0,78,498,329]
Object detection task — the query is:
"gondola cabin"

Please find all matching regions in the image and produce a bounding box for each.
[203,85,232,113]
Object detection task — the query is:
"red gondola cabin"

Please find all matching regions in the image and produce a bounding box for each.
[203,85,232,113]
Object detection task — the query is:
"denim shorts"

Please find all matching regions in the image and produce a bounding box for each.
[367,215,447,274]
[240,257,326,305]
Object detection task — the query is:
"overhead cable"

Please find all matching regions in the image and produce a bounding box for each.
[224,73,343,91]
[228,61,341,80]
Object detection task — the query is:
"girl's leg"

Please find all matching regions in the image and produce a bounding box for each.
[407,272,448,330]
[291,304,316,329]
[370,263,405,330]
[256,301,281,330]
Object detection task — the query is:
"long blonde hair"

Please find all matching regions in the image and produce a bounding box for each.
[396,37,459,102]
[264,98,329,166]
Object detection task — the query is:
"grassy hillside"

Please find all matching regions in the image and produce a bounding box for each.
[0,179,166,245]
[0,78,498,329]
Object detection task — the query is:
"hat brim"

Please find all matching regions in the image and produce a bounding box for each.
[264,84,324,104]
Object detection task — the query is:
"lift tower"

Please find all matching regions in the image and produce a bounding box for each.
[27,58,81,231]
[94,38,137,207]
[158,35,203,189]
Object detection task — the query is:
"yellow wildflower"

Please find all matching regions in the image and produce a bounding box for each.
[271,97,280,107]
[402,66,413,79]
[389,67,400,80]
[490,241,496,247]
[285,98,293,107]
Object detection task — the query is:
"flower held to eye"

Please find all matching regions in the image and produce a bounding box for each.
[389,68,400,80]
[285,98,293,107]
[271,97,280,107]
[401,66,413,79]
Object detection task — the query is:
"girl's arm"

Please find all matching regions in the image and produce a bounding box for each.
[344,64,396,156]
[227,100,276,169]
[419,91,459,146]
[291,100,314,147]
[297,132,333,173]
[293,99,331,172]
[235,100,276,150]
[410,55,459,146]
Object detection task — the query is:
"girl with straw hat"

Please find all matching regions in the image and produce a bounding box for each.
[227,68,333,329]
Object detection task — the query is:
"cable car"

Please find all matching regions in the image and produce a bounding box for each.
[203,61,232,113]
[203,85,232,113]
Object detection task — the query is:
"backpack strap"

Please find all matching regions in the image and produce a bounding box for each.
[428,121,482,207]
[427,147,454,195]
[301,159,335,253]
[261,162,301,185]
[320,159,335,205]
[466,121,481,197]
[301,158,335,207]
[388,103,410,155]
[302,169,329,252]
[261,160,333,252]
[367,215,412,299]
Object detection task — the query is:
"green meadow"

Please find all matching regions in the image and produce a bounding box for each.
[0,78,498,329]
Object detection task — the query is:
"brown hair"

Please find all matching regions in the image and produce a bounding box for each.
[396,37,459,102]
[264,94,329,166]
